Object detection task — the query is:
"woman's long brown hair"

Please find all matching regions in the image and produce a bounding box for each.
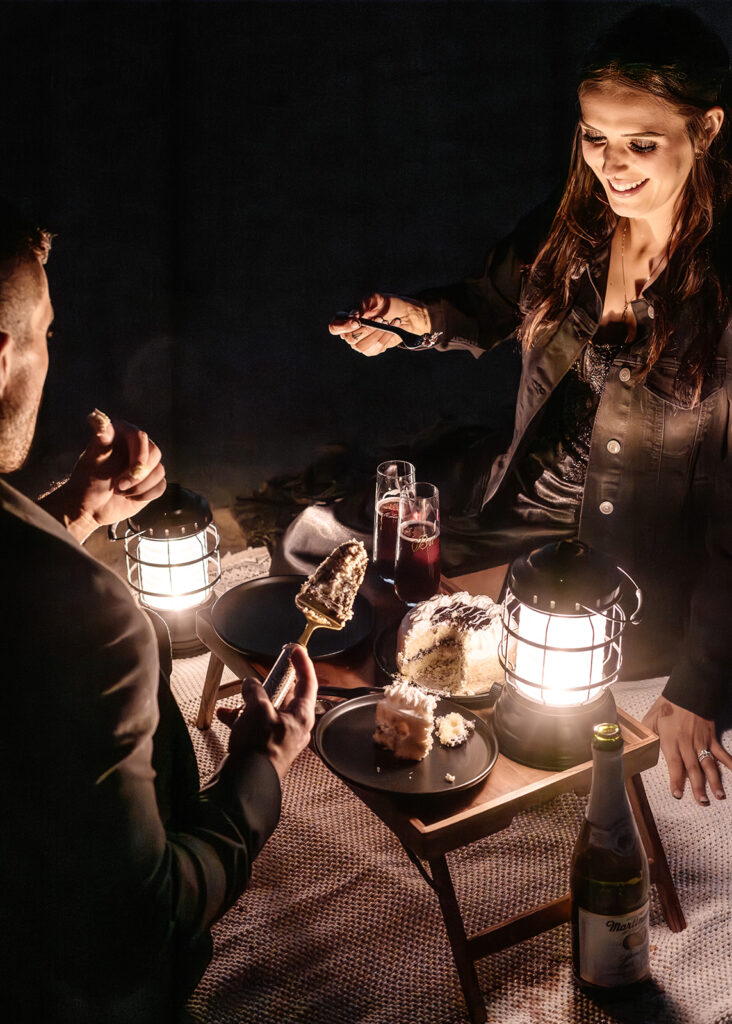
[518,58,732,406]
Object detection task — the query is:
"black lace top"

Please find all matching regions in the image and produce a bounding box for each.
[511,322,628,524]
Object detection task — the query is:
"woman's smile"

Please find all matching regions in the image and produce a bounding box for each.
[607,177,648,195]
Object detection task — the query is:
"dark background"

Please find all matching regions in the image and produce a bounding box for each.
[5,0,732,507]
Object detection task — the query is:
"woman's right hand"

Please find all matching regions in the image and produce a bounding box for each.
[329,293,431,357]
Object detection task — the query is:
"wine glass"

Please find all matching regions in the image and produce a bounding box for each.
[373,460,416,584]
[394,482,441,606]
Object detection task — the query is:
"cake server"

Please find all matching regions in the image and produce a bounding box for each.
[262,541,368,708]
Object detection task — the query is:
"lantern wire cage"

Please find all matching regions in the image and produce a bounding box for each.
[498,588,627,706]
[124,524,221,610]
[123,523,221,657]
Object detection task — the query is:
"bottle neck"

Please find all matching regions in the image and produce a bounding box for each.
[586,745,629,827]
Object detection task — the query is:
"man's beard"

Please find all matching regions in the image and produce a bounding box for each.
[0,367,41,473]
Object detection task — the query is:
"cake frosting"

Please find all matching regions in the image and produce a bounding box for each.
[396,591,505,696]
[373,679,438,761]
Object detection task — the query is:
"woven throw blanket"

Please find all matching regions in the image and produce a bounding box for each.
[173,551,732,1024]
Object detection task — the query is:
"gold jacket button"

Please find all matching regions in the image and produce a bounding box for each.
[619,367,631,383]
[599,500,614,515]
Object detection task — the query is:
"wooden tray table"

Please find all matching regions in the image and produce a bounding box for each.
[194,567,685,1023]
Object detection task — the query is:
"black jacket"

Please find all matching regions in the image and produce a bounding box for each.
[0,479,281,1022]
[418,204,732,720]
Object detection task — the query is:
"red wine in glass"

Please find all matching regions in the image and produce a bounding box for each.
[394,520,441,605]
[373,497,401,583]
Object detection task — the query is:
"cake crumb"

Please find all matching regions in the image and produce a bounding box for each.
[435,712,476,748]
[444,773,456,784]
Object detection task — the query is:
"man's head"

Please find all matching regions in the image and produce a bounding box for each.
[0,201,53,473]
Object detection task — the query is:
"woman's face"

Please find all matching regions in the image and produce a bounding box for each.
[579,82,696,225]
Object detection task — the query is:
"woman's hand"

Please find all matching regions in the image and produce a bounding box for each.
[642,694,732,805]
[329,292,431,356]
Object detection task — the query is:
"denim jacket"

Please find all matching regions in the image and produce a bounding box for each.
[418,204,732,719]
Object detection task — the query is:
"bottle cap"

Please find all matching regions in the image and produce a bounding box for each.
[592,721,622,751]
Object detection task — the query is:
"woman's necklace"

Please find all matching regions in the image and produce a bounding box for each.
[619,219,666,323]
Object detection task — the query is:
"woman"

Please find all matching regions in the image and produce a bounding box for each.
[330,5,732,807]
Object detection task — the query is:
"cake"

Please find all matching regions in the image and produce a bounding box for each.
[296,540,368,625]
[396,591,505,696]
[373,679,438,761]
[435,712,475,748]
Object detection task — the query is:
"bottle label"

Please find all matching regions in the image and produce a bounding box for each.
[578,902,650,987]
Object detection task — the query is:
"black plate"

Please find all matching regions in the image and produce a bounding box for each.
[314,693,498,795]
[372,623,501,709]
[212,575,373,661]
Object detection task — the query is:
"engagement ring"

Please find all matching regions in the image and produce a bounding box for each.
[698,748,713,763]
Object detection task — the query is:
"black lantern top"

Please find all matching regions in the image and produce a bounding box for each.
[508,539,623,615]
[126,482,213,539]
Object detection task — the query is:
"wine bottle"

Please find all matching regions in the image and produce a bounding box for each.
[570,722,651,991]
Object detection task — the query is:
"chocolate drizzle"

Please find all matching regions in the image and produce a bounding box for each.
[430,601,499,631]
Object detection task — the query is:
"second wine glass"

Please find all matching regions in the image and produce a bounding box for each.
[394,482,441,606]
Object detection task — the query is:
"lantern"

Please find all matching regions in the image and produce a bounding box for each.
[117,482,221,656]
[495,539,641,770]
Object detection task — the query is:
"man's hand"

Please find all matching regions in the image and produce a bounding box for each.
[642,694,732,805]
[217,645,318,783]
[39,410,166,543]
[329,292,431,357]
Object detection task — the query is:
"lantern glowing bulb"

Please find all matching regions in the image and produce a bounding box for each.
[137,533,213,612]
[513,606,609,707]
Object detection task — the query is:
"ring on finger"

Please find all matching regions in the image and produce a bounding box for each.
[351,331,362,342]
[698,748,714,763]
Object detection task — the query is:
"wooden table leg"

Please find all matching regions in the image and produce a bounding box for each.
[196,651,225,730]
[626,773,686,933]
[429,854,487,1024]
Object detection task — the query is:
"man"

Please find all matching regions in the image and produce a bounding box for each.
[0,200,317,1022]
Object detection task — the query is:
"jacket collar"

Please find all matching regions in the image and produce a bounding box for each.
[576,241,661,337]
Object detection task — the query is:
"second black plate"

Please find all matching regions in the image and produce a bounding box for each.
[212,575,373,660]
[314,693,498,795]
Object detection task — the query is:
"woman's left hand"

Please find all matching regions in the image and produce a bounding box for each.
[643,694,732,805]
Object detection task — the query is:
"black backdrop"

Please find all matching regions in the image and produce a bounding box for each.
[5,0,732,506]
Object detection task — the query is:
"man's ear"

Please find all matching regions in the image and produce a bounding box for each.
[0,332,13,401]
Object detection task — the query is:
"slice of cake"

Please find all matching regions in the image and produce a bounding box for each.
[296,540,368,625]
[435,712,475,748]
[373,679,438,761]
[397,592,505,696]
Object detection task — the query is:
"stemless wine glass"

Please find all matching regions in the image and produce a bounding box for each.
[394,482,441,606]
[373,460,416,583]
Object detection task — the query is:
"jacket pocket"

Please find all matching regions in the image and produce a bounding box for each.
[641,357,725,460]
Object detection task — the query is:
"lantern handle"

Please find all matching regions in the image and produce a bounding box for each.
[107,521,145,542]
[618,565,643,625]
